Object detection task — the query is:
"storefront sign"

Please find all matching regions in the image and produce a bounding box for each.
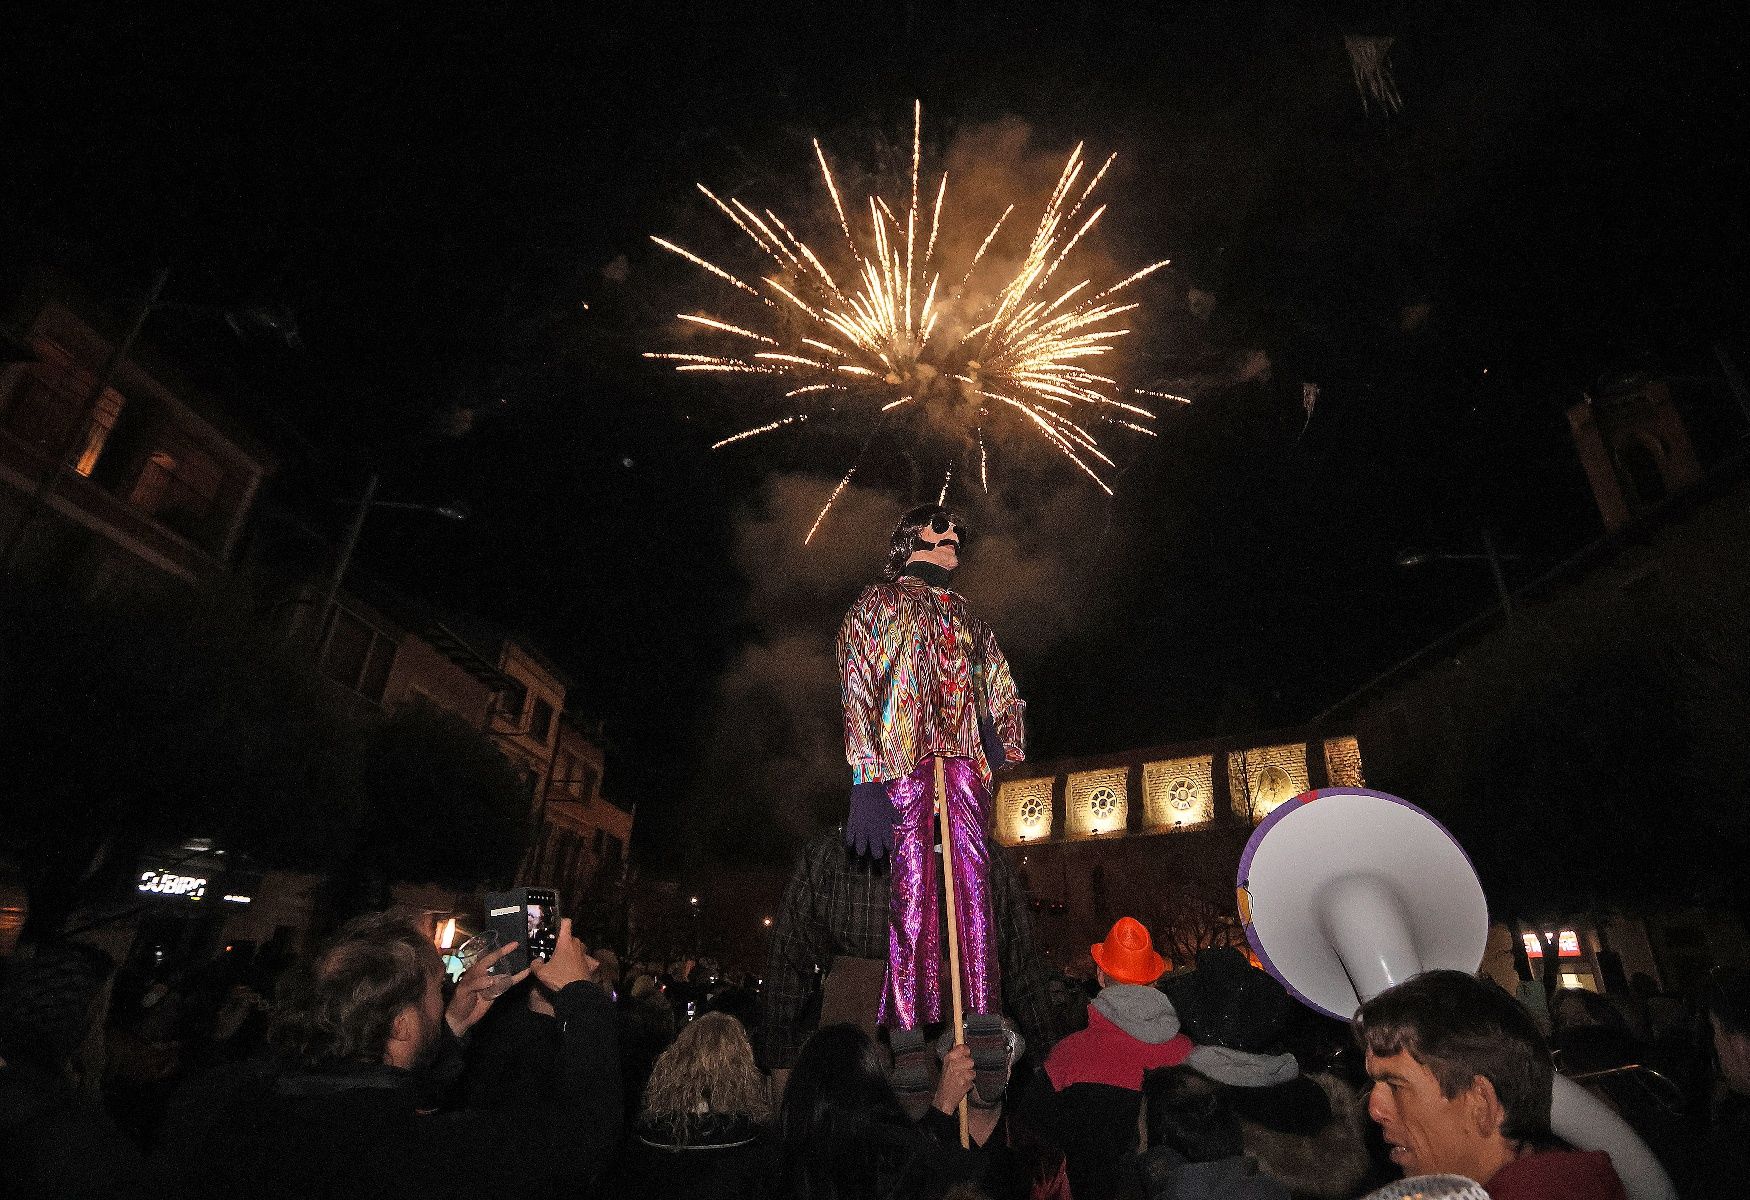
[137,868,209,899]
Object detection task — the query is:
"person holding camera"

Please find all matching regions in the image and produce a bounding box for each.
[154,911,620,1200]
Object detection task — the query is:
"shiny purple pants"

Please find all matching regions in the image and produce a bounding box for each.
[878,755,1000,1031]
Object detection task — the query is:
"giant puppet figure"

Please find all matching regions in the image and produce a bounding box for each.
[836,504,1027,1086]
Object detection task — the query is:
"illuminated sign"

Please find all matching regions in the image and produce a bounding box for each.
[135,846,255,905]
[138,869,208,899]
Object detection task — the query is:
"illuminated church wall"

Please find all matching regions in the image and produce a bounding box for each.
[994,732,1364,848]
[996,732,1365,970]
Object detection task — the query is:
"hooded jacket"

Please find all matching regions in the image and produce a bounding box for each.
[1045,984,1193,1091]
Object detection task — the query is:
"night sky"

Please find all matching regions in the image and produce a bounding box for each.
[7,4,1747,873]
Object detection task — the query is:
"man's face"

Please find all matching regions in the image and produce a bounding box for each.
[1365,1049,1492,1178]
[907,517,961,573]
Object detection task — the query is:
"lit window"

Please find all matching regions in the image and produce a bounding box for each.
[1522,930,1582,959]
[75,390,125,477]
[129,435,226,525]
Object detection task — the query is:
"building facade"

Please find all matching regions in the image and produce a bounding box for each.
[524,715,633,917]
[989,731,1365,972]
[0,293,270,592]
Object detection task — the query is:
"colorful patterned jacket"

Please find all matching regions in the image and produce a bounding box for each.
[836,574,1025,786]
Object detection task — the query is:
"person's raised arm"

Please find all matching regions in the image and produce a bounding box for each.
[532,920,620,1166]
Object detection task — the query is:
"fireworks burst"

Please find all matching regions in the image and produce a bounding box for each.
[648,102,1175,541]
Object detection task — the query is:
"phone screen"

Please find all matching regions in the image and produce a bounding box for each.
[525,890,560,963]
[482,888,562,977]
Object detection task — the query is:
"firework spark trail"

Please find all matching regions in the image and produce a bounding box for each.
[713,414,807,449]
[805,467,857,545]
[651,104,1172,537]
[677,314,777,344]
[649,236,763,297]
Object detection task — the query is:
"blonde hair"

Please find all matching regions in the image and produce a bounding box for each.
[641,1011,771,1133]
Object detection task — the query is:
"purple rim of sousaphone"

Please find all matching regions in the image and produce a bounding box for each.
[1236,787,1480,1021]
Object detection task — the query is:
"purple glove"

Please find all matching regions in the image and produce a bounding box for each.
[978,709,1008,773]
[846,780,898,858]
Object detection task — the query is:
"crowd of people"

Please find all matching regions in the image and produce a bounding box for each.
[1,904,1747,1200]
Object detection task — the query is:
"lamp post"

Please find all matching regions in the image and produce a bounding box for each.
[1395,530,1520,625]
[314,474,468,653]
[689,894,701,957]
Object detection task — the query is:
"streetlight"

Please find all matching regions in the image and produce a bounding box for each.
[316,473,469,649]
[1394,531,1520,625]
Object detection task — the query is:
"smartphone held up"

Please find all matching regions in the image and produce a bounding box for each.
[482,887,560,977]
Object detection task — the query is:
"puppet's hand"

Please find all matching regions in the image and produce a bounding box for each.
[978,710,1008,773]
[846,781,897,857]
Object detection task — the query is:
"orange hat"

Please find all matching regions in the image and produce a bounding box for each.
[1091,917,1167,986]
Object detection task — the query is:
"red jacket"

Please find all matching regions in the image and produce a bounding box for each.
[1043,1005,1193,1091]
[1486,1149,1627,1200]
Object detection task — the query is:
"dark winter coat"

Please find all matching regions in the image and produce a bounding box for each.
[1016,1080,1141,1200]
[460,988,572,1110]
[0,1061,145,1199]
[1690,1091,1750,1199]
[604,1113,777,1200]
[150,979,619,1200]
[918,1106,1071,1200]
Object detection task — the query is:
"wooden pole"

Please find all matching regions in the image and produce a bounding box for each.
[934,753,969,1148]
